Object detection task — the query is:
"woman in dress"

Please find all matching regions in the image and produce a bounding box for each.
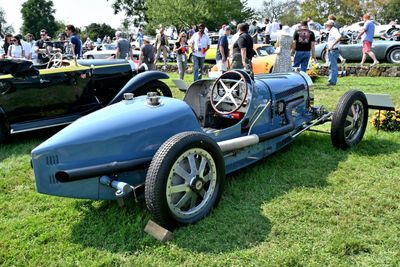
[7,35,25,59]
[272,26,293,73]
[173,32,188,80]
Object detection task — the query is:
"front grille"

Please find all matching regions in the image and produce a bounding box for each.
[46,155,59,165]
[49,174,59,184]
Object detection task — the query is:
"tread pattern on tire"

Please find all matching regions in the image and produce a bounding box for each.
[145,131,224,228]
[331,90,368,150]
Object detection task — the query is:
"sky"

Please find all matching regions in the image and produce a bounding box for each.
[1,0,264,33]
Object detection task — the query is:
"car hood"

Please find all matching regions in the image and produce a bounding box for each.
[32,96,201,167]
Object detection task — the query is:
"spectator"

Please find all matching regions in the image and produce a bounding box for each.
[35,29,53,64]
[231,22,254,71]
[138,36,155,70]
[328,14,346,64]
[173,32,189,80]
[154,28,169,66]
[188,25,197,39]
[189,23,210,81]
[291,21,316,72]
[271,19,280,35]
[325,19,341,86]
[115,31,132,59]
[137,28,144,49]
[216,26,231,72]
[7,35,25,59]
[65,25,82,59]
[2,33,13,56]
[356,13,379,67]
[16,34,31,60]
[273,25,293,73]
[264,18,271,44]
[218,24,226,37]
[249,21,260,44]
[25,33,37,63]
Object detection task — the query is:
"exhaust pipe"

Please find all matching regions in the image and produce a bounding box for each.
[218,98,303,153]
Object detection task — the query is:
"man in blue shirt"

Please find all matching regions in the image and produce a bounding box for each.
[356,13,379,67]
[65,24,82,59]
[216,26,231,71]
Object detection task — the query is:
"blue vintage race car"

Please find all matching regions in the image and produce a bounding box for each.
[31,70,389,228]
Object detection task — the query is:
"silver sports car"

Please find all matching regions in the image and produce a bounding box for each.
[315,40,400,63]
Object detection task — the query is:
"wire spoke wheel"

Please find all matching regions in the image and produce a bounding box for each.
[166,148,217,219]
[331,90,368,150]
[145,132,225,228]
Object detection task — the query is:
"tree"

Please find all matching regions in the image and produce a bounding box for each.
[259,0,301,25]
[108,0,147,27]
[381,0,400,22]
[300,0,363,26]
[83,23,116,41]
[145,0,253,32]
[0,7,14,37]
[21,0,58,39]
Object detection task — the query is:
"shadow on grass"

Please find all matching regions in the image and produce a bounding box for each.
[68,133,399,254]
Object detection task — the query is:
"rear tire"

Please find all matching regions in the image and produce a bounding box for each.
[87,55,95,59]
[386,47,400,63]
[136,80,172,97]
[145,131,225,228]
[331,90,368,150]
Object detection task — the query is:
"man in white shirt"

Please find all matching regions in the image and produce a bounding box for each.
[325,19,341,86]
[189,23,210,81]
[25,33,37,63]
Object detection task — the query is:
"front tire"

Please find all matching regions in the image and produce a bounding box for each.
[136,80,172,97]
[331,90,368,150]
[145,132,225,228]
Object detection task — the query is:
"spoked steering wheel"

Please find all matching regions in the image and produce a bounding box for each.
[46,52,63,69]
[210,70,249,115]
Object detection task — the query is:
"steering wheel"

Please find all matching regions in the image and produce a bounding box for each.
[210,70,249,115]
[46,52,63,69]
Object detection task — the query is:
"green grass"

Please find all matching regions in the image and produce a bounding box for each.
[1,75,400,266]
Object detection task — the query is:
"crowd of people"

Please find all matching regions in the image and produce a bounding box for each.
[1,24,83,64]
[0,13,390,85]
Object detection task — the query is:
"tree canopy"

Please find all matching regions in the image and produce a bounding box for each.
[83,23,116,41]
[381,0,400,22]
[21,0,58,39]
[0,7,14,36]
[110,0,254,32]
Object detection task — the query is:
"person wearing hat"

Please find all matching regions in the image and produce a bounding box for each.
[216,26,231,72]
[154,28,169,65]
[138,36,155,71]
[325,19,341,86]
[273,25,293,73]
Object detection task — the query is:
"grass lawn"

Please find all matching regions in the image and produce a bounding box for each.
[0,74,399,266]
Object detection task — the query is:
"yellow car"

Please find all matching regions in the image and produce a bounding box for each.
[210,44,277,74]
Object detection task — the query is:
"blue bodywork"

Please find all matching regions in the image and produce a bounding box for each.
[31,71,317,200]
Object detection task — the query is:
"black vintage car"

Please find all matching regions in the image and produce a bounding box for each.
[0,58,172,143]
